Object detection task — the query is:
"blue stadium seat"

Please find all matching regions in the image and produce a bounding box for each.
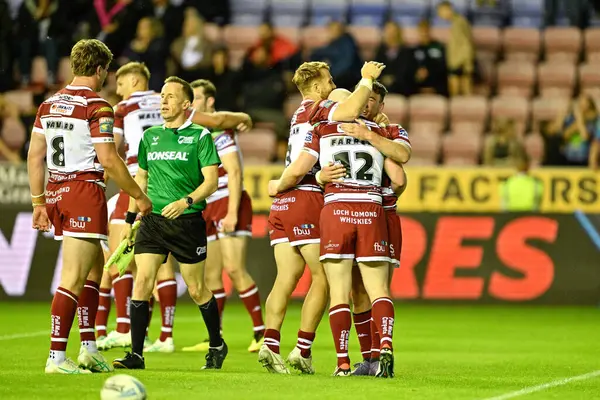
[511,0,544,28]
[349,0,389,26]
[469,0,509,27]
[390,0,430,27]
[310,0,349,25]
[271,0,308,27]
[231,0,268,14]
[231,13,265,25]
[272,14,306,27]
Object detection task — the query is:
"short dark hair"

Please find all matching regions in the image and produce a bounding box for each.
[372,81,388,102]
[164,76,194,102]
[190,79,217,99]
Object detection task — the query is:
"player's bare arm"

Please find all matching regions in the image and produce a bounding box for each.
[220,151,243,233]
[122,167,149,243]
[330,62,386,121]
[384,158,408,196]
[340,120,411,164]
[162,164,219,220]
[27,132,51,232]
[192,111,253,132]
[272,151,318,194]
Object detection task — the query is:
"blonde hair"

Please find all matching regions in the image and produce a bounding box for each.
[292,62,330,93]
[116,62,151,81]
[70,39,113,77]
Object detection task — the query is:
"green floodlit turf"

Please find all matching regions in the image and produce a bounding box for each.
[0,302,598,400]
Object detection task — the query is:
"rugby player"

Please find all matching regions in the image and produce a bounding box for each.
[27,39,152,374]
[258,61,386,374]
[113,77,226,370]
[182,79,265,353]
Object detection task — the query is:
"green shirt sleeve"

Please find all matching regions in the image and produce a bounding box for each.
[198,129,221,167]
[138,133,148,170]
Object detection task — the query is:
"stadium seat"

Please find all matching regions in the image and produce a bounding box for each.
[523,132,544,166]
[203,23,223,44]
[223,25,261,52]
[231,13,265,25]
[383,94,408,125]
[511,0,544,28]
[3,90,34,113]
[584,28,600,62]
[430,26,451,44]
[57,57,72,84]
[537,62,577,98]
[472,26,502,56]
[310,0,348,25]
[449,95,489,132]
[409,94,448,133]
[230,0,267,23]
[31,56,48,85]
[349,0,388,26]
[490,96,531,136]
[475,55,497,96]
[274,27,301,44]
[284,94,303,120]
[272,14,306,27]
[442,131,483,166]
[406,130,441,165]
[271,0,308,27]
[237,128,277,163]
[579,63,600,90]
[496,61,536,97]
[543,27,582,63]
[389,0,429,27]
[347,25,381,60]
[470,0,509,27]
[0,117,27,151]
[301,26,330,51]
[410,120,446,135]
[503,27,541,62]
[531,96,569,130]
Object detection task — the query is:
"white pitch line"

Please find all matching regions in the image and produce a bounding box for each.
[482,370,600,400]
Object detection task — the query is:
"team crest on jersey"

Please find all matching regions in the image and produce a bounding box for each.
[214,133,234,148]
[49,103,75,116]
[304,132,313,143]
[98,117,114,134]
[178,136,194,144]
[320,100,334,109]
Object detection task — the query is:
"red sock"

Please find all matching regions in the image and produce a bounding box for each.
[146,296,155,338]
[112,272,133,334]
[95,288,111,338]
[296,330,316,358]
[353,310,372,361]
[370,318,381,361]
[212,288,227,328]
[78,280,99,343]
[239,284,265,338]
[157,279,177,341]
[329,304,351,367]
[263,329,280,354]
[371,297,395,351]
[50,287,78,353]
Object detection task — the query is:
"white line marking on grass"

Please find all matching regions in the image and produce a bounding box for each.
[0,331,47,341]
[482,370,600,400]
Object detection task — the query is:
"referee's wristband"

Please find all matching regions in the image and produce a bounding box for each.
[125,212,137,225]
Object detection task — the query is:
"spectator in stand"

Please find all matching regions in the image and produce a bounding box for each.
[374,21,413,96]
[483,118,525,167]
[437,1,474,96]
[310,21,362,90]
[146,0,184,45]
[184,0,230,25]
[170,7,214,82]
[560,94,597,166]
[93,0,146,59]
[411,20,448,96]
[240,44,288,161]
[499,155,543,212]
[121,17,167,91]
[539,119,566,166]
[205,46,240,111]
[0,0,13,91]
[247,23,299,70]
[0,94,26,163]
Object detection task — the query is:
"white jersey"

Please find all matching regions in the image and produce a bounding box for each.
[113,90,162,176]
[206,129,245,203]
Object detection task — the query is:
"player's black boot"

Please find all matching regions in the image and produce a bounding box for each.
[202,341,228,369]
[113,352,145,370]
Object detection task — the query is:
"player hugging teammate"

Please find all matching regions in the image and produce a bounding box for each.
[268,68,411,377]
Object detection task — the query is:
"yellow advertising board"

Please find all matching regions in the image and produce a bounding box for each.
[244,166,599,213]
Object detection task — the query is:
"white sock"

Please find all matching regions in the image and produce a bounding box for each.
[49,350,66,365]
[81,340,98,353]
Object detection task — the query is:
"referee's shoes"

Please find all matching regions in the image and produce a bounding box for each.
[202,341,228,370]
[113,352,145,370]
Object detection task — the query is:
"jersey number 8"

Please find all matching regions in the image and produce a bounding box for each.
[50,136,65,167]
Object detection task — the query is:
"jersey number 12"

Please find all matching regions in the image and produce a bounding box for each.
[333,151,374,181]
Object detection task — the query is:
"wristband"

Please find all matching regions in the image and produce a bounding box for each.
[315,171,324,185]
[358,78,373,91]
[31,192,45,198]
[125,211,137,224]
[32,203,45,207]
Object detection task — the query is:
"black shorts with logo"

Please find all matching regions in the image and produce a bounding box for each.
[135,212,207,264]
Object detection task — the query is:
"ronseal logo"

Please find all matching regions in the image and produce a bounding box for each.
[147,151,189,161]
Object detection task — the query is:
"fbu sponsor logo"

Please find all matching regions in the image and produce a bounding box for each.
[293,224,315,236]
[70,216,91,229]
[373,240,387,252]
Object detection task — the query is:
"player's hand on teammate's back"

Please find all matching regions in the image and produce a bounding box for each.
[161,199,187,220]
[236,114,253,132]
[361,61,386,81]
[268,180,279,197]
[320,162,347,183]
[135,194,152,216]
[340,119,373,141]
[374,112,390,127]
[32,206,51,232]
[220,213,238,234]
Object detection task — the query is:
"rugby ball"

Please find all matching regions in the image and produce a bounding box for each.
[100,374,147,400]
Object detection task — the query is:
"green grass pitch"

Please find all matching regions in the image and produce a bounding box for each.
[0,302,598,399]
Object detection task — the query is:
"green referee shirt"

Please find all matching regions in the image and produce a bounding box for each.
[138,120,221,215]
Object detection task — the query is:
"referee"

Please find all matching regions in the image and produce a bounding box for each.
[113,76,227,370]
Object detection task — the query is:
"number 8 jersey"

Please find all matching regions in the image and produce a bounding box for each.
[304,119,387,205]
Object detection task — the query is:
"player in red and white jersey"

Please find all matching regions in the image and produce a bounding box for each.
[181,79,265,353]
[27,39,151,374]
[259,61,386,374]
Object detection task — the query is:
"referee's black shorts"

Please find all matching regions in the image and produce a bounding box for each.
[134,212,207,264]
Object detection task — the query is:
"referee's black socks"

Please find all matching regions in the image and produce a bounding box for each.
[130,300,150,356]
[199,296,223,348]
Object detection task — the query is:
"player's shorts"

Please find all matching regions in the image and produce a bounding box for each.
[135,212,207,264]
[46,181,108,241]
[386,209,402,268]
[319,202,390,263]
[268,190,324,247]
[109,190,129,224]
[204,191,253,242]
